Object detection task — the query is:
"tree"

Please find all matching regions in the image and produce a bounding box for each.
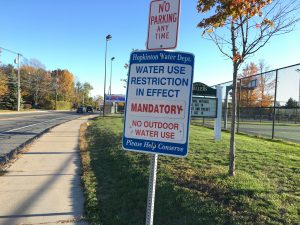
[0,66,18,110]
[285,97,298,107]
[197,0,299,176]
[57,70,75,102]
[72,80,93,107]
[0,70,8,98]
[21,65,51,107]
[82,82,93,105]
[238,61,274,107]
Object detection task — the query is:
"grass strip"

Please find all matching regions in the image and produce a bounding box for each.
[80,122,102,224]
[81,117,300,225]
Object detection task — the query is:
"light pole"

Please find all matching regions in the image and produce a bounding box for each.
[103,34,112,116]
[109,57,115,95]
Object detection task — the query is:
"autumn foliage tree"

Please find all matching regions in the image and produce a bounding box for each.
[0,65,18,110]
[0,58,89,110]
[57,69,75,102]
[21,64,51,107]
[0,70,8,98]
[239,61,274,107]
[197,0,299,175]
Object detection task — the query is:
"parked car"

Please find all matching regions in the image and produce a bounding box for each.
[86,106,93,113]
[76,106,86,113]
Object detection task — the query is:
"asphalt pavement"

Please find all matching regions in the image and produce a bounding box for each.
[0,110,96,164]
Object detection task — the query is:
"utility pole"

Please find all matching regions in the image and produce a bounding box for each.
[55,70,58,110]
[17,53,21,111]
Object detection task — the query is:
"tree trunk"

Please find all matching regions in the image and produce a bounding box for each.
[229,64,238,176]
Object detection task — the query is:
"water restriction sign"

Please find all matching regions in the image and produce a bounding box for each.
[146,0,180,50]
[122,50,194,157]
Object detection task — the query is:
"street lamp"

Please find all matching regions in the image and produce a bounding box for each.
[109,57,115,95]
[103,34,112,116]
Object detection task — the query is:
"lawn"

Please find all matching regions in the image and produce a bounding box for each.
[80,117,300,225]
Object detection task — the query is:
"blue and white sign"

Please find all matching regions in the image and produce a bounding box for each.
[105,94,126,102]
[122,50,194,157]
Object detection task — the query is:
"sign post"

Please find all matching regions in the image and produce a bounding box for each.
[145,154,158,225]
[126,1,186,223]
[122,50,194,225]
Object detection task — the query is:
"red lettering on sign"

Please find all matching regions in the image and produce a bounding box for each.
[158,2,170,13]
[131,103,183,115]
[135,129,159,138]
[132,120,142,127]
[161,131,175,139]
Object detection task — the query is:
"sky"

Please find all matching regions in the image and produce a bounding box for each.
[0,0,300,101]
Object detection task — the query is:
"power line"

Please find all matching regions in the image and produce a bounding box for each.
[0,46,23,57]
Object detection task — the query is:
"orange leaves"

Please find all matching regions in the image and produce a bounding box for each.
[58,70,75,101]
[0,72,8,97]
[197,0,274,30]
[262,18,274,27]
[232,52,243,62]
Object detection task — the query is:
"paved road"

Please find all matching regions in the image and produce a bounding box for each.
[0,111,96,163]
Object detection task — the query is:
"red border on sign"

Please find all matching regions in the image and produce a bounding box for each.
[146,0,181,50]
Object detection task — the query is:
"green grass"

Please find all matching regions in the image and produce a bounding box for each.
[80,117,300,225]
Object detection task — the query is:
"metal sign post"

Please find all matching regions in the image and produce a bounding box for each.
[145,154,158,225]
[122,50,194,225]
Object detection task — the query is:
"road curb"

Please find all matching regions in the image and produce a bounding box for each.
[0,115,99,167]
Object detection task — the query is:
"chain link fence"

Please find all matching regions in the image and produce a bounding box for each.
[197,63,300,143]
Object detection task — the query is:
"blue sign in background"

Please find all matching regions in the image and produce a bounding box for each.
[105,95,126,102]
[122,50,194,157]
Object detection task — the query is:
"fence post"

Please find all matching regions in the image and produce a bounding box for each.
[295,107,298,124]
[272,69,279,139]
[224,85,232,129]
[214,85,223,140]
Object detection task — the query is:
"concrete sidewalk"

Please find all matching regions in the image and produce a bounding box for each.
[0,115,97,225]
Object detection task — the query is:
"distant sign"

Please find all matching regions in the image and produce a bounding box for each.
[193,82,216,96]
[122,50,194,157]
[146,0,180,50]
[105,94,126,102]
[191,96,217,118]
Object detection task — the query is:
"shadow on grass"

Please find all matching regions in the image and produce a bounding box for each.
[85,123,234,225]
